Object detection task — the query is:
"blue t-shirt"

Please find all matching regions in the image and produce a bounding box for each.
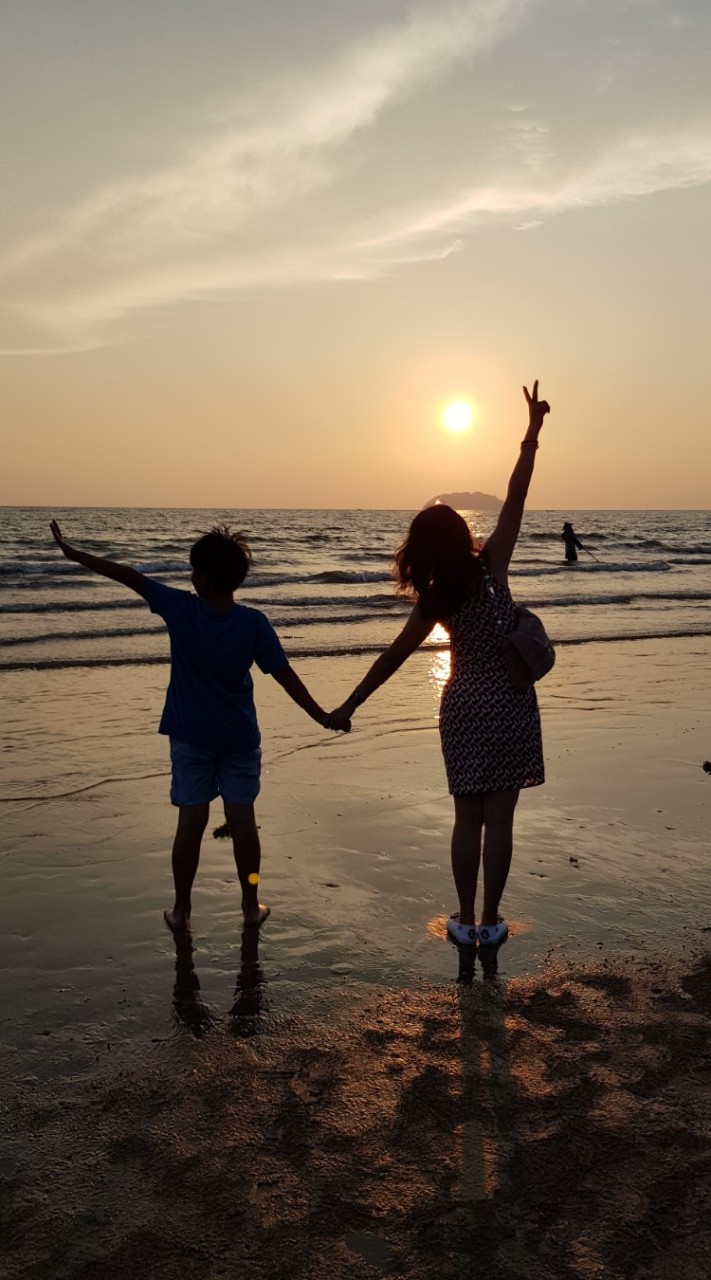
[142,579,287,752]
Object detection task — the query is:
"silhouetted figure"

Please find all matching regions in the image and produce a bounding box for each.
[328,381,551,954]
[50,519,343,934]
[562,521,584,562]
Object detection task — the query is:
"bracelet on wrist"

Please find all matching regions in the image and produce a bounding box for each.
[348,689,364,707]
[520,439,539,449]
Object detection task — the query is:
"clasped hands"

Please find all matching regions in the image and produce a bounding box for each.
[324,697,357,733]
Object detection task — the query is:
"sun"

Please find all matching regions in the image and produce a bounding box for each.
[441,399,474,434]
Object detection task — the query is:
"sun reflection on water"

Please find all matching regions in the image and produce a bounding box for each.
[427,622,451,705]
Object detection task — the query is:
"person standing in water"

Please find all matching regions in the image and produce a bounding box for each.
[561,521,584,562]
[327,380,550,949]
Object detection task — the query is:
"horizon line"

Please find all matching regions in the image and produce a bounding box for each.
[2,504,709,514]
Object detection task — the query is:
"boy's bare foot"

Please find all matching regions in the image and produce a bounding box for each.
[243,903,270,928]
[164,908,191,932]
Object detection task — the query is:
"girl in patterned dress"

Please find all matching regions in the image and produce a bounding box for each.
[327,382,550,948]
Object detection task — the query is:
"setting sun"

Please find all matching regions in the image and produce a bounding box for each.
[441,399,474,434]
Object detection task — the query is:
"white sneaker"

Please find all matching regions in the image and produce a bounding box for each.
[477,919,509,946]
[446,914,478,946]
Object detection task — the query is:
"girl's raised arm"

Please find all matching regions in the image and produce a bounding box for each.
[485,381,550,582]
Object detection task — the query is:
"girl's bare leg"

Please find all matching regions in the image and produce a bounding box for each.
[165,803,210,930]
[223,801,270,927]
[451,793,484,926]
[480,789,520,925]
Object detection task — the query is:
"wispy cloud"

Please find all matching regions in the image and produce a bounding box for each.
[3,0,711,356]
[0,1,530,278]
[9,236,467,357]
[356,122,711,247]
[1,0,537,353]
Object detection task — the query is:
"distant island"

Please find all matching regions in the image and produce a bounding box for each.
[426,490,503,511]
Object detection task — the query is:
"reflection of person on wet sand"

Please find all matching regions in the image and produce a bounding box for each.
[561,521,584,562]
[170,928,267,1038]
[172,933,214,1038]
[230,928,267,1036]
[457,935,501,983]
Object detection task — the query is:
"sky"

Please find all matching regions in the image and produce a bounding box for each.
[2,0,710,509]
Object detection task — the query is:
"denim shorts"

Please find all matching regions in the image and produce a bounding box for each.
[169,738,261,807]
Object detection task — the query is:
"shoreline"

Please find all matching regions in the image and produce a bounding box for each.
[3,624,711,676]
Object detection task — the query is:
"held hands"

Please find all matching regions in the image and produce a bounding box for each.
[325,701,354,732]
[523,380,550,436]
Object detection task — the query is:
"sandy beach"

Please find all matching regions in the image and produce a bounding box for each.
[2,955,709,1280]
[1,634,710,1278]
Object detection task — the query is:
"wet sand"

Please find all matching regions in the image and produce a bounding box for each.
[2,635,709,1059]
[2,950,709,1280]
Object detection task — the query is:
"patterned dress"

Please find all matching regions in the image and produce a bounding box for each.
[439,567,545,795]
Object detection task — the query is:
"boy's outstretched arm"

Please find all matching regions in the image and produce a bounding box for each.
[50,520,150,598]
[271,662,348,731]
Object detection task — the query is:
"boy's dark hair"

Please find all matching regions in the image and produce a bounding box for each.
[190,525,252,592]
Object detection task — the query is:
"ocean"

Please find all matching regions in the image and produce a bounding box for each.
[3,506,711,679]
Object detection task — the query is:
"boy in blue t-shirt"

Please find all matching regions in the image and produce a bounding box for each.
[50,520,343,932]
